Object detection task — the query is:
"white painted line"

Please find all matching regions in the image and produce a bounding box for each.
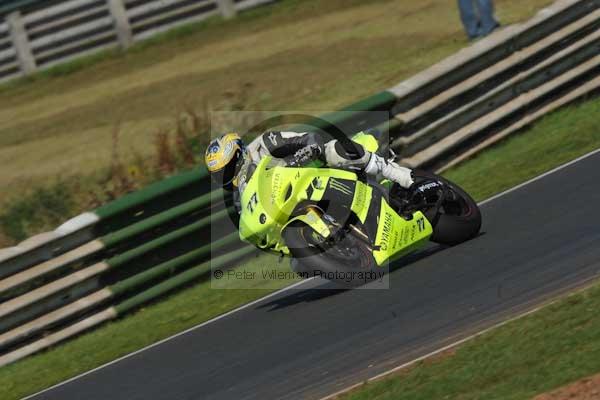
[321,307,547,400]
[22,278,315,400]
[319,274,600,400]
[479,147,600,206]
[23,146,600,400]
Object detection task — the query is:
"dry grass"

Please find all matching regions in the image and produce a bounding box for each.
[0,106,210,243]
[533,373,600,400]
[0,0,554,201]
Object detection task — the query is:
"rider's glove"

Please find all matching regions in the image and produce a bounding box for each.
[365,153,414,189]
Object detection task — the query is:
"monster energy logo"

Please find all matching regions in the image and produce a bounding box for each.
[329,179,353,196]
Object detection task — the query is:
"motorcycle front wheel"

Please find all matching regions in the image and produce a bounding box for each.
[282,221,383,287]
[413,171,482,246]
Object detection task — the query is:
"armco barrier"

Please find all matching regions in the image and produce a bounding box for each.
[0,168,212,279]
[388,0,599,115]
[0,246,256,366]
[387,0,600,169]
[0,193,225,299]
[0,232,239,334]
[0,0,598,366]
[0,243,253,351]
[0,0,277,83]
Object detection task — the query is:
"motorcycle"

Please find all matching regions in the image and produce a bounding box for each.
[238,132,482,285]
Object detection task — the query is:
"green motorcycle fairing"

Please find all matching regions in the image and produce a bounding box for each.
[238,133,434,266]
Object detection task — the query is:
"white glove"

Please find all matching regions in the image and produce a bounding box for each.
[365,153,414,189]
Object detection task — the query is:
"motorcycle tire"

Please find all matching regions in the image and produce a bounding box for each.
[413,170,482,246]
[282,221,384,287]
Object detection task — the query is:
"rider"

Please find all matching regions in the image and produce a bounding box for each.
[204,131,416,201]
[205,130,431,276]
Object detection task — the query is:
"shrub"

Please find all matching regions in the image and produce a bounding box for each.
[0,182,76,243]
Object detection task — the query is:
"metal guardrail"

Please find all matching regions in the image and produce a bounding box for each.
[387,0,600,170]
[0,0,598,367]
[0,0,276,83]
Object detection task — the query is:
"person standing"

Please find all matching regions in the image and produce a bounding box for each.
[458,0,500,40]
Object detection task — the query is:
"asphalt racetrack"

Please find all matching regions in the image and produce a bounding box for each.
[29,150,600,400]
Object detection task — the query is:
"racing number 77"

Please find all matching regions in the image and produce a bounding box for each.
[416,217,426,232]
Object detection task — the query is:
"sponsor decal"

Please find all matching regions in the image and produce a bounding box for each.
[247,192,258,213]
[312,177,324,190]
[270,172,282,205]
[268,132,278,146]
[353,183,367,210]
[417,181,442,193]
[379,212,393,252]
[329,178,352,196]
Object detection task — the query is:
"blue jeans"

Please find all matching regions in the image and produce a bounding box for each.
[458,0,499,39]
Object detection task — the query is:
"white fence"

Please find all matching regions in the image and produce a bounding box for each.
[0,0,275,83]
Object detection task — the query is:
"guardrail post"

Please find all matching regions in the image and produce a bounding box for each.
[216,0,237,19]
[6,11,36,75]
[107,0,133,49]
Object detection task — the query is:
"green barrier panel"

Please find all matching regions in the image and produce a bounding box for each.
[341,91,398,112]
[101,190,221,248]
[0,197,232,300]
[371,117,403,137]
[291,91,397,133]
[106,207,232,269]
[95,168,209,219]
[0,195,220,300]
[93,168,212,235]
[370,118,404,154]
[113,246,256,314]
[109,233,240,297]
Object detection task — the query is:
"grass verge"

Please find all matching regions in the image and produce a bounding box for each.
[1,93,599,399]
[337,283,600,400]
[0,0,553,237]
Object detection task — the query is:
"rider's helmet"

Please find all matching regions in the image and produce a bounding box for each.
[204,133,246,190]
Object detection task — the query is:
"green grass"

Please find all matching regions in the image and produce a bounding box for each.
[1,94,599,400]
[338,284,600,400]
[1,0,595,396]
[0,0,553,226]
